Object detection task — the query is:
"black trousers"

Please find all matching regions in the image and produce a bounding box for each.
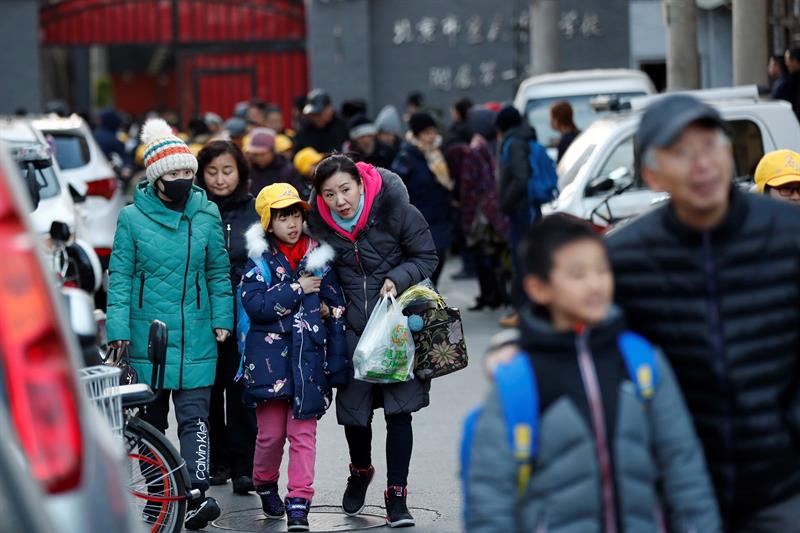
[208,336,257,478]
[140,387,211,491]
[344,410,413,487]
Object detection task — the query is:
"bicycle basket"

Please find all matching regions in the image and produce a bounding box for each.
[79,365,123,438]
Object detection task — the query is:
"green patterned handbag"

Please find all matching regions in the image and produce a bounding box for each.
[412,306,468,380]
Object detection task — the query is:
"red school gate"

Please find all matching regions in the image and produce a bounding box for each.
[40,0,308,123]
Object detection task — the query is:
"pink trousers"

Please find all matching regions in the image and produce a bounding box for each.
[252,400,317,500]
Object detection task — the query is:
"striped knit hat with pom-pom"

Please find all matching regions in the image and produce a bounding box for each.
[140,118,198,183]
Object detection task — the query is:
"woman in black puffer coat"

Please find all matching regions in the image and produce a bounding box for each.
[307,154,438,527]
[196,140,259,494]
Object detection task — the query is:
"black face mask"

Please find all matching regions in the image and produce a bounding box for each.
[156,177,193,204]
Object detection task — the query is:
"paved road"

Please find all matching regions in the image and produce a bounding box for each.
[170,260,505,532]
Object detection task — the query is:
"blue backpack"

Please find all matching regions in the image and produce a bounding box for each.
[234,256,271,381]
[501,138,559,217]
[460,331,658,520]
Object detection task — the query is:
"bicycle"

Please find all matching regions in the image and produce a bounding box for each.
[81,320,200,533]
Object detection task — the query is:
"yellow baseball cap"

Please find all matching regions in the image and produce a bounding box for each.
[293,147,324,177]
[754,150,800,193]
[255,183,310,230]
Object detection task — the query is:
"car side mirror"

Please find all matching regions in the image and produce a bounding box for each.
[586,176,615,197]
[608,166,632,185]
[49,220,71,243]
[147,320,168,390]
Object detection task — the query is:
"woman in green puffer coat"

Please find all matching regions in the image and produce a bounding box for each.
[106,118,233,531]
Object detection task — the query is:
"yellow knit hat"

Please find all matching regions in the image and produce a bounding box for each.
[293,147,324,177]
[255,183,310,230]
[754,150,800,193]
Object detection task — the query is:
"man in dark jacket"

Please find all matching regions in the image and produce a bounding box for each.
[496,105,537,326]
[94,108,129,165]
[774,48,800,121]
[607,94,800,532]
[293,89,350,154]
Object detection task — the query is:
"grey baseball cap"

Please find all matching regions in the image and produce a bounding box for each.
[636,94,726,163]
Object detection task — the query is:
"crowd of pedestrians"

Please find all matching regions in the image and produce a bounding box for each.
[96,78,800,533]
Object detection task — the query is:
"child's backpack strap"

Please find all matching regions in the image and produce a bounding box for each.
[617,331,658,401]
[234,256,272,381]
[460,352,538,525]
[494,353,539,498]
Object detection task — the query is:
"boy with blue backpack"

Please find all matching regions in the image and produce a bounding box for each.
[462,214,721,533]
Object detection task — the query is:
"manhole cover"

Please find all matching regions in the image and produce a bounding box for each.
[212,505,441,532]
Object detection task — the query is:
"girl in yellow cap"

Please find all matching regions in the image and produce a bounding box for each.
[754,149,800,204]
[240,183,347,531]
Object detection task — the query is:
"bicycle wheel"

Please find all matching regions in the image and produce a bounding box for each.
[124,417,188,533]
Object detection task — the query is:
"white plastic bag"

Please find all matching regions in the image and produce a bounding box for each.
[353,295,415,384]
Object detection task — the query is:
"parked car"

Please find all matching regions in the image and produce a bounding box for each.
[0,117,79,237]
[513,69,656,155]
[32,114,125,267]
[0,141,140,533]
[546,85,800,228]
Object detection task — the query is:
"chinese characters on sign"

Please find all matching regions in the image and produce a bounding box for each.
[392,12,602,46]
[429,62,518,92]
[558,10,603,39]
[393,14,513,46]
[390,11,601,92]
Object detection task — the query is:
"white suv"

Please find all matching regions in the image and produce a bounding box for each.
[546,86,800,228]
[0,117,79,237]
[32,115,125,266]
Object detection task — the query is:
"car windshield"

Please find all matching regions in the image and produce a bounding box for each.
[7,141,61,200]
[47,133,90,170]
[525,92,645,150]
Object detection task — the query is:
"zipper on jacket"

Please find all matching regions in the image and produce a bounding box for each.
[225,223,232,250]
[195,272,201,309]
[575,329,618,533]
[297,305,306,418]
[353,240,368,318]
[138,272,145,308]
[179,218,193,389]
[702,231,735,511]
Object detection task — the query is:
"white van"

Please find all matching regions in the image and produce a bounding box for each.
[546,86,800,228]
[513,69,656,152]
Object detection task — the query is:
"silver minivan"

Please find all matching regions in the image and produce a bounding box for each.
[545,86,800,228]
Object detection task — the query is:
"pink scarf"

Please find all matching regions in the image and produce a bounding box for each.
[315,162,383,242]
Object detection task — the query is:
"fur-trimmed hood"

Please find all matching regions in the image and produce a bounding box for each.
[306,167,411,240]
[244,222,335,269]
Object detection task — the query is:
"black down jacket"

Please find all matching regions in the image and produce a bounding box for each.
[307,168,439,426]
[607,187,800,527]
[498,124,536,215]
[196,168,260,289]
